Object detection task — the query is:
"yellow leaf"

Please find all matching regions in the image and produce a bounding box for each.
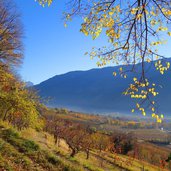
[168,32,171,36]
[133,77,137,82]
[146,58,151,63]
[131,8,138,15]
[113,72,117,76]
[108,11,114,16]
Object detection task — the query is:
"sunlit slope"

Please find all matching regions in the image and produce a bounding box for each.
[0,121,167,171]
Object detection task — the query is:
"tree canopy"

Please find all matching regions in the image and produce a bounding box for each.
[0,0,40,129]
[37,0,171,122]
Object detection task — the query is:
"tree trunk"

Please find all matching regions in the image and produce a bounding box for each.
[57,139,60,147]
[86,149,90,159]
[3,107,11,121]
[54,135,57,144]
[70,148,76,157]
[99,145,102,152]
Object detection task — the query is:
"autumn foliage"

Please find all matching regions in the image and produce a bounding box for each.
[0,0,40,129]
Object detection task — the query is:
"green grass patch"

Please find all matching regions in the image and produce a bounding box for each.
[0,128,39,153]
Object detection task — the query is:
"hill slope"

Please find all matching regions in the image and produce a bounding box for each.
[0,121,166,171]
[34,59,171,115]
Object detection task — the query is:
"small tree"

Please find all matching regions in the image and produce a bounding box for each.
[82,132,94,159]
[93,132,111,152]
[61,123,86,157]
[111,132,134,155]
[53,119,66,146]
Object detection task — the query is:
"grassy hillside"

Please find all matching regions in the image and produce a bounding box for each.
[0,120,169,171]
[0,121,80,171]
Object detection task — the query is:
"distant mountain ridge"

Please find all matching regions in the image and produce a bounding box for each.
[25,81,34,87]
[34,58,171,116]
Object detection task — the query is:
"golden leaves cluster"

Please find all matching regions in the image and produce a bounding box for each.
[155,60,170,75]
[36,0,53,7]
[80,5,121,42]
[123,77,165,122]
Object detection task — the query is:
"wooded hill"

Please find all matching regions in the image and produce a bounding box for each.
[35,58,171,116]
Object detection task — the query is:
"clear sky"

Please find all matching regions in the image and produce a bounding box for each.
[14,0,171,85]
[14,0,107,84]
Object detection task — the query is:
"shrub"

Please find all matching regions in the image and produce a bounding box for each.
[47,155,59,165]
[2,128,19,139]
[21,140,39,153]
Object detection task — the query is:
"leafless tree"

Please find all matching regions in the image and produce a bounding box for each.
[0,0,23,68]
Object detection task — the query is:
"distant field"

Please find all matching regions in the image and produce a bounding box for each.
[130,129,170,141]
[49,109,171,141]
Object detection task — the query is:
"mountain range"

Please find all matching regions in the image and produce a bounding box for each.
[34,58,171,116]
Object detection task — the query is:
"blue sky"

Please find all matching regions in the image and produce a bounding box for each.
[14,0,171,84]
[14,0,106,84]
